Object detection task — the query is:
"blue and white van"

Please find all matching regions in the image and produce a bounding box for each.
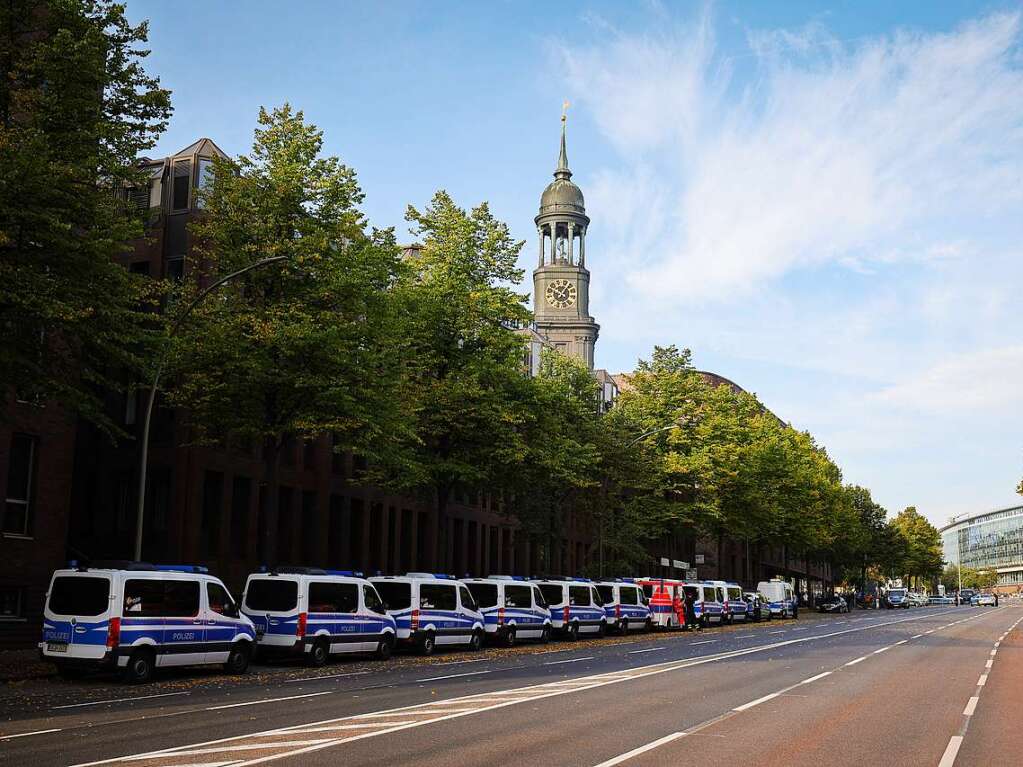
[242,568,396,665]
[757,579,798,618]
[682,582,726,627]
[463,576,552,646]
[596,579,651,633]
[532,578,607,639]
[40,562,255,683]
[709,581,747,624]
[369,574,484,656]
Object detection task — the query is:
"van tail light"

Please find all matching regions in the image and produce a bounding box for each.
[615,604,621,619]
[296,612,308,639]
[106,617,121,650]
[411,609,420,631]
[498,607,505,626]
[563,606,570,624]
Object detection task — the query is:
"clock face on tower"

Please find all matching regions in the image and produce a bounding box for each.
[545,279,577,309]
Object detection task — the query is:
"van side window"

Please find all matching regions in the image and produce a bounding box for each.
[163,580,200,617]
[590,587,603,606]
[420,583,456,611]
[642,585,654,599]
[568,586,589,606]
[309,582,358,613]
[683,586,699,602]
[533,587,547,608]
[620,587,637,606]
[505,585,531,608]
[363,585,386,614]
[124,579,164,616]
[207,582,233,615]
[459,586,477,612]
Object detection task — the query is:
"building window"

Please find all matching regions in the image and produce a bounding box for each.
[172,158,192,211]
[166,256,185,282]
[200,471,224,558]
[0,587,24,619]
[196,158,214,208]
[4,434,37,535]
[129,261,150,277]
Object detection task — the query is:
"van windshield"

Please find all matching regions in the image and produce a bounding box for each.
[245,579,298,612]
[373,582,411,610]
[48,576,110,616]
[467,583,497,608]
[597,585,614,603]
[888,589,907,597]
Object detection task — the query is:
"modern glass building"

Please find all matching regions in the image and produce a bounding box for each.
[940,505,1023,591]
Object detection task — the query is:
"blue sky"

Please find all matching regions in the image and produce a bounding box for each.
[130,1,1023,529]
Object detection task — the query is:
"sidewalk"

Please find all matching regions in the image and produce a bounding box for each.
[0,648,54,683]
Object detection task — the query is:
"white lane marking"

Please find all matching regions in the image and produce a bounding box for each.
[801,671,832,684]
[845,656,867,666]
[963,696,979,716]
[592,731,687,767]
[733,692,780,711]
[140,740,335,756]
[894,640,909,646]
[0,728,62,740]
[985,659,993,669]
[690,640,717,645]
[977,674,988,686]
[285,671,371,683]
[938,735,963,767]
[206,691,331,711]
[70,606,971,767]
[873,647,890,654]
[544,656,594,666]
[912,634,924,639]
[791,627,808,631]
[990,650,997,656]
[627,647,666,654]
[434,658,489,666]
[994,642,1000,648]
[418,670,492,682]
[51,691,188,710]
[768,631,786,635]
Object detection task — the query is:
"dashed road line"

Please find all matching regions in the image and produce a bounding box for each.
[938,736,964,767]
[418,670,492,682]
[544,656,594,666]
[627,647,665,654]
[0,728,62,741]
[963,697,979,716]
[205,691,332,711]
[51,692,189,710]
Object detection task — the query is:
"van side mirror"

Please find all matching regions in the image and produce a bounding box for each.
[225,602,240,618]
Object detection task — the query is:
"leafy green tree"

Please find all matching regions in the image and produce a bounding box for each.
[391,192,534,569]
[163,105,405,563]
[0,0,171,431]
[941,564,997,592]
[891,506,943,588]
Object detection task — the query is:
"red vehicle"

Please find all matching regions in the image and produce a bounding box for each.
[636,578,687,629]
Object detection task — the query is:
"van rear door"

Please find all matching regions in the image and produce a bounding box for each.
[44,573,113,660]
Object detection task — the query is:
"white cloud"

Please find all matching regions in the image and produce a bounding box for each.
[559,11,1023,300]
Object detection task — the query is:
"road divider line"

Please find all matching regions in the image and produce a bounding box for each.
[963,697,979,716]
[985,659,993,668]
[206,691,331,711]
[733,692,780,712]
[545,656,594,665]
[977,674,987,686]
[0,728,61,740]
[285,671,371,683]
[418,670,492,683]
[800,671,832,684]
[51,691,189,710]
[938,735,963,767]
[592,731,687,767]
[690,640,717,645]
[627,647,665,654]
[845,656,867,666]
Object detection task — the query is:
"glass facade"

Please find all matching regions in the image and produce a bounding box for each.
[941,505,1023,588]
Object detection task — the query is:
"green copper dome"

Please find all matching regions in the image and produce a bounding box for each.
[539,116,585,215]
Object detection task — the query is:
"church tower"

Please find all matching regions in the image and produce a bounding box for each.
[533,112,599,370]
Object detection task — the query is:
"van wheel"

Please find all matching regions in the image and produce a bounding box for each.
[540,626,551,644]
[568,622,580,641]
[375,635,394,661]
[596,622,606,638]
[645,618,653,633]
[619,619,628,635]
[469,630,483,652]
[418,631,436,656]
[224,644,251,675]
[123,648,155,684]
[308,639,329,667]
[504,627,516,647]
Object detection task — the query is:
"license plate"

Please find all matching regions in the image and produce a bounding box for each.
[47,641,68,653]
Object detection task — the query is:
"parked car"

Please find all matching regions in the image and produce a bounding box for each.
[884,588,910,608]
[463,576,552,646]
[817,595,848,614]
[758,579,798,619]
[907,592,928,607]
[957,589,977,605]
[743,591,771,622]
[928,595,955,605]
[975,593,996,607]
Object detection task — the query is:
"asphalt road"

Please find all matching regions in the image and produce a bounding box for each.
[1,604,1019,767]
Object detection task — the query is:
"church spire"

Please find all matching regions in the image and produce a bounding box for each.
[556,101,572,180]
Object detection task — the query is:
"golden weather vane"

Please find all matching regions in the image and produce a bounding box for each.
[562,99,570,121]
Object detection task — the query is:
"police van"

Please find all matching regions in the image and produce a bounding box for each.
[708,580,747,624]
[532,578,607,639]
[595,579,651,633]
[757,578,798,619]
[40,562,255,683]
[463,576,552,646]
[679,581,726,627]
[368,573,484,656]
[241,567,397,665]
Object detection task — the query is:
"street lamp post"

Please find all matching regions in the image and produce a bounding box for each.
[133,256,288,561]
